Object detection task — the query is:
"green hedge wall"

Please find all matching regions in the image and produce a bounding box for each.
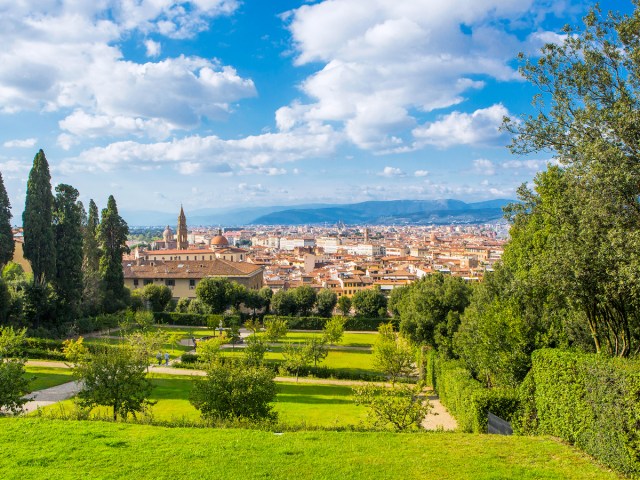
[152,312,242,327]
[523,349,640,478]
[434,357,519,433]
[262,315,395,331]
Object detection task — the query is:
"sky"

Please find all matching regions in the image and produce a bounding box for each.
[0,0,631,220]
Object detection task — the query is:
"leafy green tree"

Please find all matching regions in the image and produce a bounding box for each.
[196,337,227,365]
[187,298,210,314]
[0,172,14,266]
[282,342,312,381]
[264,317,288,343]
[270,289,297,316]
[195,277,235,314]
[72,345,153,421]
[97,195,129,313]
[21,282,57,330]
[175,297,191,313]
[316,288,337,317]
[304,336,328,368]
[353,383,428,431]
[352,287,387,318]
[293,285,317,316]
[190,359,277,421]
[337,295,351,316]
[0,360,31,415]
[322,316,345,345]
[53,184,84,320]
[0,278,10,323]
[2,262,25,282]
[503,6,640,357]
[394,274,471,351]
[141,284,173,312]
[244,289,264,315]
[243,334,268,366]
[373,324,415,384]
[22,149,55,284]
[258,287,273,313]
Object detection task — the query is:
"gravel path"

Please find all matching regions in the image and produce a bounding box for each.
[21,381,82,414]
[422,394,458,431]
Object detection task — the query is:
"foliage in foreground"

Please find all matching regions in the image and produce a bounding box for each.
[517,349,640,478]
[0,327,30,415]
[190,359,277,421]
[353,383,428,431]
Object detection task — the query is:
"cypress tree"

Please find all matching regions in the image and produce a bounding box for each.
[22,149,55,284]
[53,184,84,319]
[83,199,100,275]
[97,195,129,312]
[0,171,14,266]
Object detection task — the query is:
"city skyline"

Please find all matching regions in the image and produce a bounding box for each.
[0,0,628,218]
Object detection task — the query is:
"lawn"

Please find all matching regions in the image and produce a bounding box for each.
[0,418,620,480]
[24,366,74,391]
[39,376,368,428]
[278,331,377,348]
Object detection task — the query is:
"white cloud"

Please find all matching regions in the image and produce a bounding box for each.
[0,2,253,139]
[501,158,558,170]
[3,138,37,148]
[379,166,406,177]
[237,183,267,194]
[473,159,496,175]
[414,170,429,177]
[144,39,162,58]
[60,123,342,174]
[282,0,562,151]
[412,104,510,148]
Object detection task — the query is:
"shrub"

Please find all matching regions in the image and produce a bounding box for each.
[522,349,640,478]
[262,315,395,331]
[434,356,518,433]
[152,312,241,327]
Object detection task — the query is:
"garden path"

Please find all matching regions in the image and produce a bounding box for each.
[21,380,82,414]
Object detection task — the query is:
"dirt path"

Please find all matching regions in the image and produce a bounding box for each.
[422,394,457,431]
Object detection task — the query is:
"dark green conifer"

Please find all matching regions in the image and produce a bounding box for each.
[97,195,129,312]
[0,171,14,266]
[22,150,55,284]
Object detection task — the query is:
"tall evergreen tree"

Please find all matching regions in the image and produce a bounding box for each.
[97,195,129,312]
[83,199,100,275]
[22,150,55,284]
[53,184,84,320]
[0,172,14,266]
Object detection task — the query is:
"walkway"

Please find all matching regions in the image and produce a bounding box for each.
[21,380,82,414]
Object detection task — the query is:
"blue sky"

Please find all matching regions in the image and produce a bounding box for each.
[0,0,630,220]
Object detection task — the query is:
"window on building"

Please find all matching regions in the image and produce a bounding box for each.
[133,279,139,287]
[144,279,153,285]
[165,279,175,287]
[189,279,196,289]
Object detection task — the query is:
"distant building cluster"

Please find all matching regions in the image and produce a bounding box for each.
[121,208,506,300]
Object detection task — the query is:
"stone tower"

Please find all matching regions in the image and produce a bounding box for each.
[177,205,188,250]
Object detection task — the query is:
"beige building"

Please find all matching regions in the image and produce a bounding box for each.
[123,259,263,299]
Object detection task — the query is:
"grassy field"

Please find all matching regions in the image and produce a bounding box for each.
[277,331,376,348]
[0,418,620,480]
[40,376,368,427]
[24,366,74,391]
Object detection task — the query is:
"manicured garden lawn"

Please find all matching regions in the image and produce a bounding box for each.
[0,418,620,479]
[82,337,192,362]
[278,331,377,348]
[39,376,368,427]
[24,366,74,391]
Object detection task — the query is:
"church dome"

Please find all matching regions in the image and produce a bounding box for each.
[163,225,174,242]
[210,228,229,248]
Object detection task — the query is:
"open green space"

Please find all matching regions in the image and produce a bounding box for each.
[0,418,619,480]
[278,331,377,348]
[39,376,368,427]
[24,366,74,391]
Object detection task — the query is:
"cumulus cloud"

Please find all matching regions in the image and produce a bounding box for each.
[0,1,252,140]
[60,122,342,174]
[282,0,564,150]
[3,138,37,148]
[501,158,558,170]
[473,159,496,175]
[414,170,429,177]
[379,166,406,177]
[412,104,510,148]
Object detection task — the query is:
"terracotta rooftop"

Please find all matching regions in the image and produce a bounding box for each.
[123,259,262,279]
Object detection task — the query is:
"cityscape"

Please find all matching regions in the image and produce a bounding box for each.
[1,1,639,480]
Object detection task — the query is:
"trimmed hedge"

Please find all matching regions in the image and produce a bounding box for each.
[434,357,519,433]
[520,349,640,478]
[262,315,395,331]
[152,312,242,327]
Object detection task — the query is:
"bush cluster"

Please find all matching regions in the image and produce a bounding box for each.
[434,357,518,433]
[262,315,396,332]
[517,349,640,478]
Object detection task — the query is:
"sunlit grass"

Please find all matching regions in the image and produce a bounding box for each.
[23,366,74,391]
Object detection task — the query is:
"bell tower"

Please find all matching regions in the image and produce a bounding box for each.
[177,205,189,250]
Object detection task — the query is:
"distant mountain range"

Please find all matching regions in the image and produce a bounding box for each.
[122,199,513,227]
